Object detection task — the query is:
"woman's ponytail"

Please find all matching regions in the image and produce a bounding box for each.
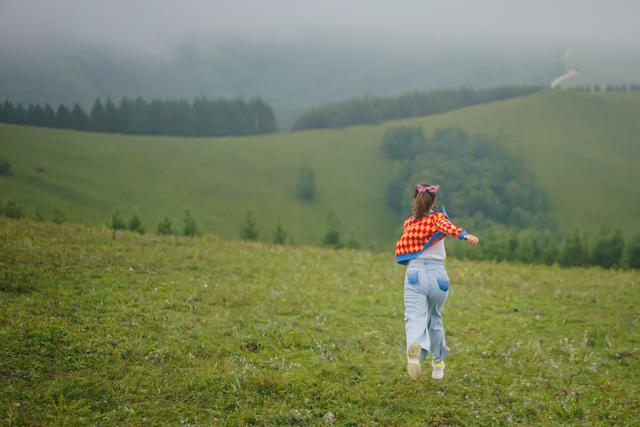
[412,191,435,219]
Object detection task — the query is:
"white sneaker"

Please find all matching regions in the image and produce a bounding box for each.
[431,361,445,380]
[407,343,422,380]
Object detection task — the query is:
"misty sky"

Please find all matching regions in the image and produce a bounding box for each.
[1,0,639,57]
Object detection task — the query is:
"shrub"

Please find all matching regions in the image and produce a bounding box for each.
[295,167,316,202]
[240,211,259,240]
[52,208,66,224]
[1,201,24,219]
[107,210,125,239]
[273,220,287,245]
[34,206,45,222]
[345,238,360,249]
[157,217,175,235]
[323,229,341,248]
[0,158,11,176]
[322,211,343,248]
[109,211,126,230]
[127,213,145,234]
[183,209,198,236]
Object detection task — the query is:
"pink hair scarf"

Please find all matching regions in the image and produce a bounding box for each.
[416,184,439,194]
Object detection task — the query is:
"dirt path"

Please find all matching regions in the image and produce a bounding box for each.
[551,49,578,88]
[550,69,578,88]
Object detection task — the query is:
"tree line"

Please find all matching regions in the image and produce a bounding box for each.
[291,85,543,130]
[448,226,640,270]
[561,83,640,93]
[0,96,277,136]
[1,200,637,269]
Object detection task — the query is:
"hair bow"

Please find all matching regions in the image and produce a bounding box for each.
[416,184,439,194]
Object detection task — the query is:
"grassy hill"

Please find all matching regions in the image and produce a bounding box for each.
[395,89,640,233]
[1,89,639,251]
[1,218,639,424]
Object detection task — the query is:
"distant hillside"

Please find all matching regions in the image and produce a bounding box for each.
[0,42,563,130]
[1,90,639,251]
[292,86,542,130]
[393,89,640,234]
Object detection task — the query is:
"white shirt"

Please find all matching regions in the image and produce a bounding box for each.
[417,238,446,260]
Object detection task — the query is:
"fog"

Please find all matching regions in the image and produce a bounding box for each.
[1,0,639,57]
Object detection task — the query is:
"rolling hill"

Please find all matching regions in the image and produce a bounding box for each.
[1,89,639,250]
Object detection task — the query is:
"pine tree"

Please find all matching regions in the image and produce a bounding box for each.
[517,230,541,264]
[31,104,46,126]
[273,220,287,245]
[240,211,259,240]
[13,104,27,124]
[591,228,625,269]
[130,97,149,134]
[26,104,35,124]
[90,97,106,131]
[322,211,343,248]
[127,212,145,234]
[560,231,587,267]
[250,98,277,133]
[1,100,15,123]
[42,104,56,127]
[71,103,89,130]
[104,98,118,132]
[157,217,175,235]
[625,234,640,269]
[295,167,316,202]
[183,209,198,236]
[108,210,126,239]
[55,104,72,128]
[0,158,11,176]
[539,231,559,265]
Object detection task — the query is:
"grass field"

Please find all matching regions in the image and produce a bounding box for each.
[1,218,639,425]
[1,90,640,251]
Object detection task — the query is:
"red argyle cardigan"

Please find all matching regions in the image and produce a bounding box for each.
[394,208,467,265]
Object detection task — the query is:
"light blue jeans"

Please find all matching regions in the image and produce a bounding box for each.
[404,258,450,362]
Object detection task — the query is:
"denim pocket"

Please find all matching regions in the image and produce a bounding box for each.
[436,276,449,292]
[407,270,420,286]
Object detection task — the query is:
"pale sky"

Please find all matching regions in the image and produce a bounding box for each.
[1,0,639,56]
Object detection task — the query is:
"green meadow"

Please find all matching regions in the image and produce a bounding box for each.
[1,89,640,251]
[1,218,639,425]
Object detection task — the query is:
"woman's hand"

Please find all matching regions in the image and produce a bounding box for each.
[465,234,479,246]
